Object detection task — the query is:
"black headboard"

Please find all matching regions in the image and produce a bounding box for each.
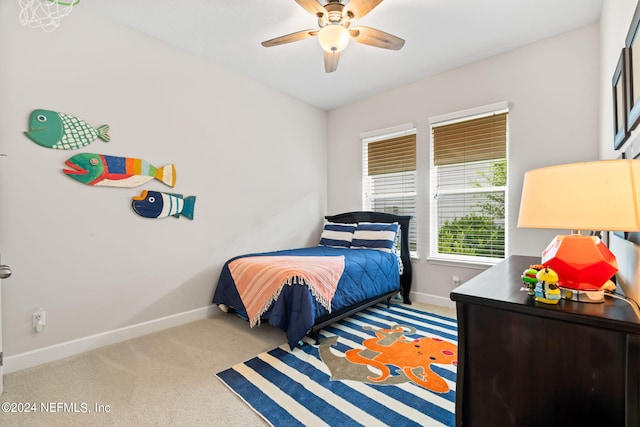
[324,211,412,304]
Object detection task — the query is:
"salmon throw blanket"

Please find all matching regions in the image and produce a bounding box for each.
[228,255,345,327]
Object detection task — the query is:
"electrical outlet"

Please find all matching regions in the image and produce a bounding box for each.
[33,309,46,333]
[452,276,461,287]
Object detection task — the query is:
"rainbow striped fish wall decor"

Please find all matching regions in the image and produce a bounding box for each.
[25,109,110,150]
[132,190,196,220]
[63,153,176,188]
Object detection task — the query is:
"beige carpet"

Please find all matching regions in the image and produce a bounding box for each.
[0,303,455,427]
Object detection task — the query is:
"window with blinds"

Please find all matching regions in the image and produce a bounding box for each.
[430,109,508,263]
[362,130,417,255]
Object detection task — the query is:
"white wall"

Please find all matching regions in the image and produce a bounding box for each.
[599,0,640,302]
[327,25,601,306]
[0,3,327,370]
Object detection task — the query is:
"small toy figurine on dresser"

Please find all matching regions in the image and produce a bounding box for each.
[521,264,544,296]
[534,267,561,304]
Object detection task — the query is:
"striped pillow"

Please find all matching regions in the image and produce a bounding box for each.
[351,222,399,253]
[318,222,357,248]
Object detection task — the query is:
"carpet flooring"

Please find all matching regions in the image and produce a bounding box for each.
[0,302,455,426]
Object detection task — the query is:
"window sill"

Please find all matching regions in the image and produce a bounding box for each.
[426,256,502,269]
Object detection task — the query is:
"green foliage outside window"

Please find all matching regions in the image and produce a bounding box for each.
[438,160,506,258]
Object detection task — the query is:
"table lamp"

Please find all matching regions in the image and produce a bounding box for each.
[517,159,640,302]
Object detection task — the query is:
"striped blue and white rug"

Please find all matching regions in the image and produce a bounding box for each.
[216,303,457,427]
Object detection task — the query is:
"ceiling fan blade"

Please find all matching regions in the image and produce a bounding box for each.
[343,0,383,20]
[295,0,326,18]
[349,26,405,50]
[261,30,318,47]
[324,51,340,73]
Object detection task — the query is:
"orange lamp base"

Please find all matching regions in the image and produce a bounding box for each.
[541,234,618,291]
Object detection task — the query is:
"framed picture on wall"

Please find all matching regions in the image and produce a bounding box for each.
[613,48,629,149]
[626,1,640,134]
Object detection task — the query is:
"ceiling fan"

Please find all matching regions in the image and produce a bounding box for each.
[261,0,405,73]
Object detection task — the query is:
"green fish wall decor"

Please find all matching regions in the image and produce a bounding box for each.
[24,109,110,150]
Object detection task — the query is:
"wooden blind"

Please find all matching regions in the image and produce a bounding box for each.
[433,112,507,166]
[368,134,416,176]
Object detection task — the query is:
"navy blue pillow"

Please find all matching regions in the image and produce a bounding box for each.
[351,222,399,253]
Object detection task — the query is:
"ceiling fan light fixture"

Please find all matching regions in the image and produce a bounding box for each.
[262,0,404,72]
[318,24,350,53]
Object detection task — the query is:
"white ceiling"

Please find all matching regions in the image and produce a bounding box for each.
[79,0,603,111]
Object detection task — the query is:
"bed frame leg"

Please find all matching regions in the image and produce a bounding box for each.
[309,330,320,345]
[402,290,412,305]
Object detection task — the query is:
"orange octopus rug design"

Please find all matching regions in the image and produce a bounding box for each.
[216,303,457,426]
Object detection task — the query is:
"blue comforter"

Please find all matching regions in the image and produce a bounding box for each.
[212,246,400,348]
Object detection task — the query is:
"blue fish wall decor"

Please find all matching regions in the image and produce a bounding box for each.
[132,190,196,220]
[25,109,110,150]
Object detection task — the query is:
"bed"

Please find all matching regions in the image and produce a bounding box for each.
[212,211,412,348]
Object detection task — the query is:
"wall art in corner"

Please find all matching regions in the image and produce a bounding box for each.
[612,48,629,150]
[24,109,110,150]
[63,153,176,188]
[626,0,640,134]
[131,190,196,220]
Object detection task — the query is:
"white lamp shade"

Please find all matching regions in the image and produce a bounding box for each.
[517,160,640,231]
[318,25,350,53]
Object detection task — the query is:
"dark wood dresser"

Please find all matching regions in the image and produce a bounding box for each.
[450,255,640,427]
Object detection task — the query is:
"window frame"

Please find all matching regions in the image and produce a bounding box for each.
[428,103,509,265]
[361,123,417,258]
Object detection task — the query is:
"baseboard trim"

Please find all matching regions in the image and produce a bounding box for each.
[5,295,453,374]
[409,291,456,309]
[5,305,219,374]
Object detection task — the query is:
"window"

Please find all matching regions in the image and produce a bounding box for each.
[429,105,508,264]
[362,125,417,256]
